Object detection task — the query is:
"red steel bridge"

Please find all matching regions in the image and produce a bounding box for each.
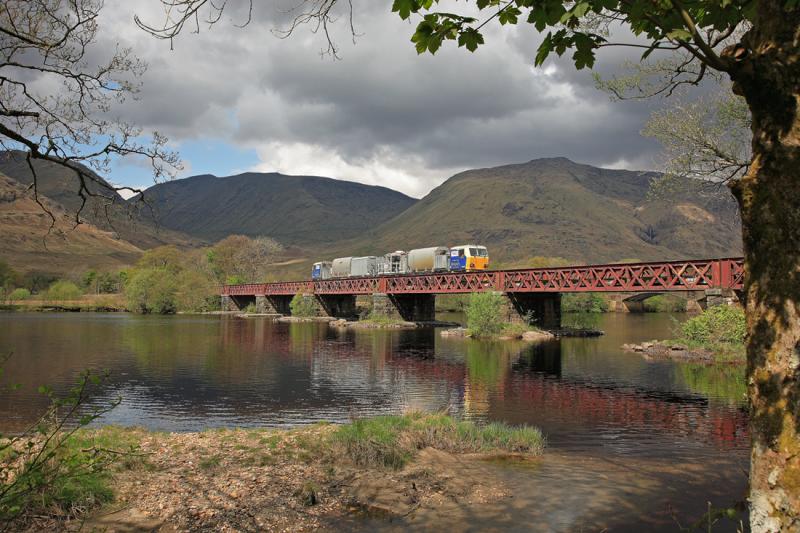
[221,257,744,327]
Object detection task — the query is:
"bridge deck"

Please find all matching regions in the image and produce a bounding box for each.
[222,257,744,297]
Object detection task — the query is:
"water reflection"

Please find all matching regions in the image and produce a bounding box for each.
[0,313,748,458]
[0,312,752,531]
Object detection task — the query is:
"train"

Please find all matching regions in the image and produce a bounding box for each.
[311,244,489,279]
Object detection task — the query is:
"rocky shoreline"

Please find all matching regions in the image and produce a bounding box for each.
[622,340,741,364]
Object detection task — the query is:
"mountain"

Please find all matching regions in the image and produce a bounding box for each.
[0,172,142,274]
[133,172,417,244]
[271,157,742,277]
[0,151,197,250]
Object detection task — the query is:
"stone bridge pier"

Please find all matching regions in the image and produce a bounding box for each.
[306,294,358,318]
[500,292,562,330]
[371,293,436,322]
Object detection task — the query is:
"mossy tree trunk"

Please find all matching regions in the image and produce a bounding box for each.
[727,3,800,529]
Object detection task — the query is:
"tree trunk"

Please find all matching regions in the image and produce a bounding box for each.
[728,4,800,530]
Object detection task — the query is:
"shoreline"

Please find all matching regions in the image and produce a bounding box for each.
[4,415,544,532]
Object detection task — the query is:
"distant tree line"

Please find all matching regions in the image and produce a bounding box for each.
[0,235,282,313]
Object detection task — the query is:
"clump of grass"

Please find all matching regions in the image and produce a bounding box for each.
[361,312,408,326]
[294,481,320,506]
[333,412,544,470]
[199,454,222,470]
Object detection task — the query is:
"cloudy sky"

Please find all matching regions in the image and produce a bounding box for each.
[101,0,670,198]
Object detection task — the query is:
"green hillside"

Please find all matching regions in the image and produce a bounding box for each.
[270,158,742,279]
[132,172,417,245]
[0,151,197,250]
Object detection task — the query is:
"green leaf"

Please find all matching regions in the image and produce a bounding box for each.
[498,6,521,25]
[392,0,417,20]
[535,33,553,66]
[666,28,693,41]
[458,28,485,52]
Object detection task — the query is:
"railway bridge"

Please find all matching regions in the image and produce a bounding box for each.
[221,257,744,329]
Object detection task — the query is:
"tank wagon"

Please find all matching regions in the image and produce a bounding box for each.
[313,244,489,278]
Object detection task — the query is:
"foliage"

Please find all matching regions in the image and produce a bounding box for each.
[333,412,544,469]
[46,281,82,302]
[17,271,58,295]
[174,270,219,313]
[562,293,609,313]
[125,269,177,314]
[643,86,750,186]
[0,261,18,292]
[82,270,97,292]
[136,246,185,274]
[0,356,128,525]
[465,292,505,337]
[679,305,746,346]
[7,288,30,302]
[208,235,283,283]
[290,294,318,318]
[243,303,257,314]
[643,294,688,313]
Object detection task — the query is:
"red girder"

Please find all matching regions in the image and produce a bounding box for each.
[221,257,744,297]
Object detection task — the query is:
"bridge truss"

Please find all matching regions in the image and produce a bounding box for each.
[222,257,744,297]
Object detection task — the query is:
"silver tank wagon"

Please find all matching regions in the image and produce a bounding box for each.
[407,246,450,272]
[331,257,353,278]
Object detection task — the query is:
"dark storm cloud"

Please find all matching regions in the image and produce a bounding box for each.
[102,0,678,195]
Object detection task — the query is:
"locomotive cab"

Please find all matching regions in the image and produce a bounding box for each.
[449,245,489,271]
[312,261,332,280]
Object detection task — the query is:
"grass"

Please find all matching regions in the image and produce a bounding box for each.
[332,412,544,470]
[360,312,409,326]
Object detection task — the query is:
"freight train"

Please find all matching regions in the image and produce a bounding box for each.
[311,245,489,279]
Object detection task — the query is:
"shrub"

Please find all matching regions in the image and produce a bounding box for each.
[290,294,318,317]
[0,360,128,525]
[465,292,505,337]
[643,294,687,312]
[46,280,82,302]
[680,305,746,346]
[125,269,177,314]
[174,270,218,312]
[561,293,609,313]
[8,288,30,302]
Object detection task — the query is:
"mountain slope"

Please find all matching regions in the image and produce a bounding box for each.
[0,151,197,249]
[0,173,142,274]
[288,158,741,275]
[134,172,417,244]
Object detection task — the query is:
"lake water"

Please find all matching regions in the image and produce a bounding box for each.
[0,312,749,531]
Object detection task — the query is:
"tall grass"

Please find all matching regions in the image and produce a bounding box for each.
[333,412,544,469]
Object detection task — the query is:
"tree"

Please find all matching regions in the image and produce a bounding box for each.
[141,0,799,528]
[0,0,180,227]
[208,235,283,283]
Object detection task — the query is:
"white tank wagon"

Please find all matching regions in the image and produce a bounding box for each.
[331,257,353,278]
[351,256,381,277]
[407,246,450,272]
[383,251,409,274]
